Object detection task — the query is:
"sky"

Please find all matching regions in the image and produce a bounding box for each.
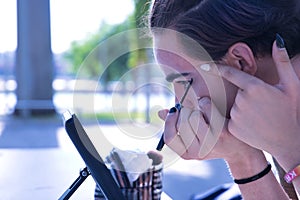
[0,0,134,53]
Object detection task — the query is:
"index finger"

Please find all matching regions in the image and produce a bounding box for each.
[163,109,187,156]
[217,65,263,90]
[200,62,263,90]
[272,38,298,87]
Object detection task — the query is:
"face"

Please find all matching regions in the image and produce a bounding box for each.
[153,31,238,116]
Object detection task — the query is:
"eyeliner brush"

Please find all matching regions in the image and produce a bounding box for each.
[156,78,193,151]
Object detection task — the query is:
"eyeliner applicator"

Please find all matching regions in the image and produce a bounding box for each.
[156,78,193,151]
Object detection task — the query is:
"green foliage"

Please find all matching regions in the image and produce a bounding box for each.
[63,22,130,80]
[127,0,152,68]
[63,0,153,86]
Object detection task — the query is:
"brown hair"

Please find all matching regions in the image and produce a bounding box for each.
[150,0,300,60]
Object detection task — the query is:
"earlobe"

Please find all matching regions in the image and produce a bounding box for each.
[224,43,257,75]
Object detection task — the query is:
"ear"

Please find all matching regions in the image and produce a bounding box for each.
[222,43,257,75]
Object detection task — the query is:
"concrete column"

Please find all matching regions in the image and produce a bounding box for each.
[15,0,55,116]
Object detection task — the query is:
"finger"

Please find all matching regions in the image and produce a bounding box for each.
[163,108,187,156]
[165,134,187,157]
[198,96,211,123]
[200,62,263,90]
[158,109,169,121]
[272,39,298,87]
[189,110,208,140]
[228,103,242,136]
[198,97,226,158]
[219,66,264,90]
[177,107,199,149]
[179,110,208,160]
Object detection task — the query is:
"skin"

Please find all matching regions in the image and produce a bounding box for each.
[212,41,300,195]
[153,31,289,199]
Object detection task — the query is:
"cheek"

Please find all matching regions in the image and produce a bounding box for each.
[172,84,200,108]
[173,80,210,109]
[201,75,238,117]
[173,84,185,103]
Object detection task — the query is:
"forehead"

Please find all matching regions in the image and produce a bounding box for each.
[154,31,188,59]
[154,32,193,72]
[153,31,210,78]
[155,49,193,70]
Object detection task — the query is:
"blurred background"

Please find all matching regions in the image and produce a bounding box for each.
[0,0,232,199]
[0,0,172,119]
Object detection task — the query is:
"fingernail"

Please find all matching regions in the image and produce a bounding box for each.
[175,103,181,110]
[276,33,285,49]
[169,107,177,113]
[200,63,211,72]
[198,97,211,108]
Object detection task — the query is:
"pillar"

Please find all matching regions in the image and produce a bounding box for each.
[15,0,55,116]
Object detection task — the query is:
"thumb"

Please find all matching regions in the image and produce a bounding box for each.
[273,34,298,88]
[164,107,179,138]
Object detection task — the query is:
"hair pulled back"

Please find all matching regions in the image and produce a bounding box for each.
[150,0,300,60]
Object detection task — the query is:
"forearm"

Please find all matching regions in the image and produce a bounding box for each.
[227,150,289,200]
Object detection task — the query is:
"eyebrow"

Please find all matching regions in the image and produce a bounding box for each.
[165,72,190,82]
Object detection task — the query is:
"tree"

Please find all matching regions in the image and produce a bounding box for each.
[63,22,131,81]
[127,0,152,68]
[63,0,152,87]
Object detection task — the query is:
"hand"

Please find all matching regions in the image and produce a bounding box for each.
[216,41,300,166]
[158,98,259,163]
[158,97,289,199]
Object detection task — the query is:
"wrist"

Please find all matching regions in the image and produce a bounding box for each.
[225,148,289,199]
[226,149,268,181]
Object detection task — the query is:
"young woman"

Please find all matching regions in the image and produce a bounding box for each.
[149,0,300,199]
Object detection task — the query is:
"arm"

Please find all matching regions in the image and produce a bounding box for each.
[160,99,289,199]
[227,150,289,200]
[203,37,300,195]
